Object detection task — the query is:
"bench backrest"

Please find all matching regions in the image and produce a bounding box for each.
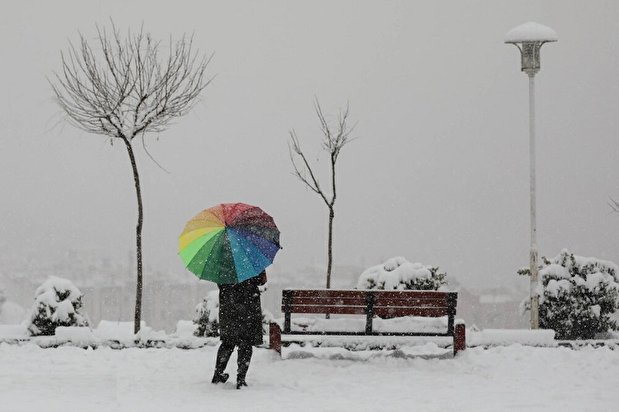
[283,289,368,315]
[282,289,457,335]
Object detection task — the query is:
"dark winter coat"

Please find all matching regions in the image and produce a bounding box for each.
[218,272,266,346]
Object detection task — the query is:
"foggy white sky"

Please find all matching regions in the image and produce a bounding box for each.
[1,0,618,290]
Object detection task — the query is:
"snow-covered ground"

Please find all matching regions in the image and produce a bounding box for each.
[1,343,617,412]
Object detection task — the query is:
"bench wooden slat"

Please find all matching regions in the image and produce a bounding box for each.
[289,296,368,306]
[283,305,367,315]
[285,290,368,299]
[369,290,454,299]
[283,305,449,317]
[289,297,449,308]
[373,297,449,308]
[285,289,453,300]
[374,307,449,318]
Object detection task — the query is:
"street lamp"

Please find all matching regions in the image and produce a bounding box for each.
[505,22,557,329]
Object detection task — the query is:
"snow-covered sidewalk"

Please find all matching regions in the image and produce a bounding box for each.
[1,343,617,412]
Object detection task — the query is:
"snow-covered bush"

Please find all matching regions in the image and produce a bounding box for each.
[193,290,220,337]
[357,257,447,291]
[519,250,619,340]
[27,276,89,336]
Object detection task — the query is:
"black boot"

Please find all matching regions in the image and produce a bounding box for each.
[212,342,234,384]
[236,377,248,389]
[212,371,229,384]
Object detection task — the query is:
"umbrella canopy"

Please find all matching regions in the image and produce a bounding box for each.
[179,203,281,284]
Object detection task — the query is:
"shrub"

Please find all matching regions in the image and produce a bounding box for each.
[27,276,89,336]
[357,256,447,291]
[519,249,619,339]
[193,290,220,337]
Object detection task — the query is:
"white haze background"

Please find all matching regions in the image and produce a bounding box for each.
[1,1,618,307]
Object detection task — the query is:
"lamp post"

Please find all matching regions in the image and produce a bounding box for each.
[505,22,557,329]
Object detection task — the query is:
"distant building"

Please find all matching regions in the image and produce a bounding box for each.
[1,251,530,331]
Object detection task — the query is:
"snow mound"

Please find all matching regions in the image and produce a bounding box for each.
[54,326,97,346]
[0,324,28,339]
[468,329,556,347]
[285,342,451,360]
[95,320,145,341]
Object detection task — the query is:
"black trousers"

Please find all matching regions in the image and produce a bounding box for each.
[215,341,253,379]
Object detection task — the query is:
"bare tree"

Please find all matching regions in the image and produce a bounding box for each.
[289,99,355,289]
[50,22,211,333]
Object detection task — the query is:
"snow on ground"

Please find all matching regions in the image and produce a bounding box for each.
[1,343,618,412]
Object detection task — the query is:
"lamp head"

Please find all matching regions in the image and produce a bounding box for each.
[505,22,557,76]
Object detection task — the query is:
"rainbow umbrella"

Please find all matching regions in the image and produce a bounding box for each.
[179,203,281,284]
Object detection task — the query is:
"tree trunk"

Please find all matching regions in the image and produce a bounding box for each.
[326,207,334,289]
[123,138,144,334]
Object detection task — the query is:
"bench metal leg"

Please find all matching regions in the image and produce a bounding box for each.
[269,322,282,356]
[454,323,466,355]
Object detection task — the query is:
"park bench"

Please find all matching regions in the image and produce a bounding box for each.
[269,289,466,356]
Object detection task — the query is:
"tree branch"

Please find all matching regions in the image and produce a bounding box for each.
[50,21,212,141]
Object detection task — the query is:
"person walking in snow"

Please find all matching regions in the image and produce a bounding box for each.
[211,270,267,389]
